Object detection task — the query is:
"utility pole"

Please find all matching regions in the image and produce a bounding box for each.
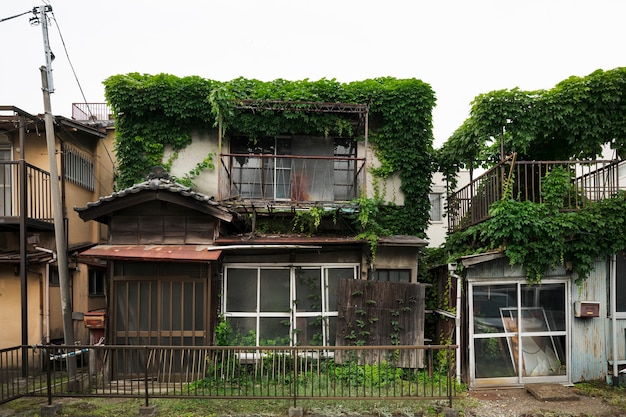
[35,4,77,384]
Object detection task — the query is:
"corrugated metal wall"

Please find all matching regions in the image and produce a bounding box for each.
[570,258,611,382]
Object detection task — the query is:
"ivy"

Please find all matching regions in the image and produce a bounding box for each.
[443,178,626,285]
[436,67,626,179]
[104,74,436,237]
[435,67,626,285]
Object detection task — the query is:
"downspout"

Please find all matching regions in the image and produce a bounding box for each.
[35,247,56,344]
[611,254,618,384]
[450,263,462,383]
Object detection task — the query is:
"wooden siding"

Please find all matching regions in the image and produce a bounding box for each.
[110,202,216,245]
[335,280,426,368]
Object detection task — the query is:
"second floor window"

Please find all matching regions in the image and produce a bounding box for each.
[64,145,94,191]
[429,193,442,222]
[228,136,358,202]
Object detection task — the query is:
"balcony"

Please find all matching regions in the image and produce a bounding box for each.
[0,161,53,229]
[448,155,625,232]
[219,153,366,206]
[71,103,113,122]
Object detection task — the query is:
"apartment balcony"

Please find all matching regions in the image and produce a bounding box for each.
[448,155,625,232]
[0,161,53,230]
[218,153,366,207]
[71,103,113,122]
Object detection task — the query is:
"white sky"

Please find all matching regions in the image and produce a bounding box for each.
[2,0,625,148]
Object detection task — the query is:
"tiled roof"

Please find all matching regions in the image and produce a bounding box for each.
[74,167,237,222]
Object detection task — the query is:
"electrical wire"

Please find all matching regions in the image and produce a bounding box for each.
[0,8,34,24]
[47,5,95,121]
[46,3,117,171]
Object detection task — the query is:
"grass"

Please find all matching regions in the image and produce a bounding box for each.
[0,396,455,417]
[3,380,625,416]
[573,379,626,410]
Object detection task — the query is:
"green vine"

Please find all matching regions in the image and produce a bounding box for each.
[104,74,435,237]
[444,172,626,284]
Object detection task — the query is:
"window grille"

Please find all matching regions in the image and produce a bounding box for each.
[64,145,94,191]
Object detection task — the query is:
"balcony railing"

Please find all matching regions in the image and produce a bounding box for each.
[219,153,366,204]
[448,156,625,232]
[71,103,113,121]
[0,161,52,224]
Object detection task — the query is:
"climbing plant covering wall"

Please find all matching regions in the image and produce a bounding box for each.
[104,74,436,236]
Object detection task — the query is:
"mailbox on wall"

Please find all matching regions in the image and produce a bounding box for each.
[574,301,600,318]
[84,311,106,328]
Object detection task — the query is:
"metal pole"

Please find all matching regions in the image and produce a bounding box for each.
[19,116,28,377]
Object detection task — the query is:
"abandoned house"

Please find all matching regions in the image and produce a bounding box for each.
[73,75,436,379]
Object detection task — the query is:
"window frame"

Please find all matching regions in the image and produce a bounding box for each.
[88,268,106,297]
[371,269,411,283]
[63,144,95,191]
[222,263,358,346]
[429,192,443,223]
[613,250,626,316]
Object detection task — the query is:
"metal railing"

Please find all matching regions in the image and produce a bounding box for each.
[0,161,52,222]
[1,344,458,408]
[71,103,113,121]
[448,156,624,231]
[219,154,366,204]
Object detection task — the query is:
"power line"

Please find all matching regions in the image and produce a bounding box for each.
[0,8,34,24]
[48,7,95,121]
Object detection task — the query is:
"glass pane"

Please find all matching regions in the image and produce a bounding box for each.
[520,336,565,376]
[183,282,193,331]
[521,283,566,331]
[295,316,324,346]
[139,283,149,331]
[161,282,170,330]
[127,282,138,331]
[195,283,204,330]
[474,337,516,378]
[228,317,257,346]
[172,282,181,331]
[226,268,257,312]
[326,268,354,311]
[296,268,322,312]
[116,283,127,331]
[259,317,290,346]
[150,283,158,331]
[327,316,337,346]
[473,284,517,334]
[260,269,290,312]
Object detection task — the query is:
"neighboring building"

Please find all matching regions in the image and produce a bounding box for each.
[438,156,626,388]
[0,105,115,350]
[426,170,471,247]
[74,100,429,378]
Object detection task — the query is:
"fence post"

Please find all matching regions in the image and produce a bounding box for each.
[144,346,149,407]
[447,346,453,408]
[292,346,297,409]
[45,346,52,405]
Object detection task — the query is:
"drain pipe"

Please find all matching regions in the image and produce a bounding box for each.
[611,254,618,384]
[449,263,462,383]
[35,247,56,344]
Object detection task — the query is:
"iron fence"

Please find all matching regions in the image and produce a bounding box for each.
[1,344,458,408]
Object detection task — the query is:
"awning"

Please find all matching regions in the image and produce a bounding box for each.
[79,245,222,262]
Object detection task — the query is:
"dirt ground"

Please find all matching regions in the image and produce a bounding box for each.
[464,386,626,417]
